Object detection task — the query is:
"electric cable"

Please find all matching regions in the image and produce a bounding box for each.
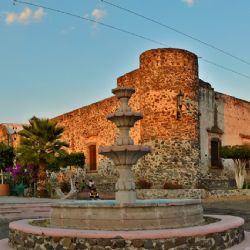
[100,0,250,67]
[11,0,250,80]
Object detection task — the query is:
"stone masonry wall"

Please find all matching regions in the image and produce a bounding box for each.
[199,80,250,182]
[53,48,201,188]
[118,49,200,188]
[223,95,250,145]
[0,124,8,145]
[9,224,245,250]
[52,97,119,168]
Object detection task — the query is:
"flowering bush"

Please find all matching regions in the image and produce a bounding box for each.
[6,164,37,186]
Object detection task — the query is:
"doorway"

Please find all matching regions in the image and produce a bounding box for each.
[89,145,97,171]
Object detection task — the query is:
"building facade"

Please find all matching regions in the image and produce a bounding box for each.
[51,48,250,188]
[2,48,249,188]
[0,123,23,147]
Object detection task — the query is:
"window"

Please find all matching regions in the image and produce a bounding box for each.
[88,145,97,171]
[211,139,222,168]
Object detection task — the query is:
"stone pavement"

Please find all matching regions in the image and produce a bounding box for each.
[0,196,57,240]
[202,197,250,231]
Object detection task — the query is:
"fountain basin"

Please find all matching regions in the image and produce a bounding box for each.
[99,145,151,165]
[107,111,142,127]
[50,199,203,230]
[9,215,245,250]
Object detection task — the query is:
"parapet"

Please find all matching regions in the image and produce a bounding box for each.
[139,48,198,74]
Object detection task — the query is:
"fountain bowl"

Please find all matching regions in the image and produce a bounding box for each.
[99,145,151,165]
[50,199,203,230]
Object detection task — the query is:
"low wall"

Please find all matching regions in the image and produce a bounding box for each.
[136,189,250,199]
[8,215,245,250]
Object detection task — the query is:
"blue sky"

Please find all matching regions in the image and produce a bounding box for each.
[1,0,250,123]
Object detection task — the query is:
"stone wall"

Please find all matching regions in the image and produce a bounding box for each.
[52,48,250,188]
[199,79,250,182]
[53,48,201,188]
[118,49,200,188]
[52,97,119,168]
[0,124,8,145]
[199,81,224,173]
[0,123,22,147]
[136,188,250,199]
[223,95,250,145]
[9,220,245,250]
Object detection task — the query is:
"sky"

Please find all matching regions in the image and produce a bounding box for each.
[0,0,250,123]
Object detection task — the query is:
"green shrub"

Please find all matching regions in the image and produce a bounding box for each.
[243,182,250,189]
[0,142,15,170]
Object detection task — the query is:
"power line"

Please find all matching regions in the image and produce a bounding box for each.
[12,0,168,47]
[12,0,250,80]
[200,58,250,79]
[101,0,250,67]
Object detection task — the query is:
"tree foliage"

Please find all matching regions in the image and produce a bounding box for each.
[220,145,250,189]
[0,142,15,170]
[17,116,69,166]
[17,116,69,195]
[63,152,85,168]
[47,152,85,171]
[220,145,250,160]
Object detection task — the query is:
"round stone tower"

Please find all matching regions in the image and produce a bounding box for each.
[117,48,200,188]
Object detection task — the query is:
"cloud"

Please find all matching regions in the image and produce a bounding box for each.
[33,8,45,20]
[5,13,17,24]
[5,7,45,25]
[91,8,106,20]
[18,7,32,23]
[182,0,195,6]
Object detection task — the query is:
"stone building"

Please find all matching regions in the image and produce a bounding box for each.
[51,48,250,188]
[0,123,23,148]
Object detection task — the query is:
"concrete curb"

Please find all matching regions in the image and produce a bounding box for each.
[8,214,244,239]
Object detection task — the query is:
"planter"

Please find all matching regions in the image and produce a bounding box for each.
[0,183,10,196]
[12,183,25,196]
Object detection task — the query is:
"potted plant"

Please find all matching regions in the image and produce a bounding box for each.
[6,163,37,196]
[0,142,15,196]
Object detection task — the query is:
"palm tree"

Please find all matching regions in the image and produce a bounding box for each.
[17,117,68,196]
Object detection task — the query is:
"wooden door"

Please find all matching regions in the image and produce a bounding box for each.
[89,145,97,171]
[211,140,220,167]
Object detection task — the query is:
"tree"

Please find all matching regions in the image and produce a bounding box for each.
[220,145,250,189]
[0,142,15,184]
[17,117,68,196]
[47,152,85,172]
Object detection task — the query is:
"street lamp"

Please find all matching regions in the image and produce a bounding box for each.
[176,90,184,120]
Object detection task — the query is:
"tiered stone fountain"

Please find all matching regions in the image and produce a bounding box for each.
[8,87,245,249]
[99,87,151,204]
[49,87,204,230]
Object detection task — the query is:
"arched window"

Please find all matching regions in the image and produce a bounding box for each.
[210,138,222,168]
